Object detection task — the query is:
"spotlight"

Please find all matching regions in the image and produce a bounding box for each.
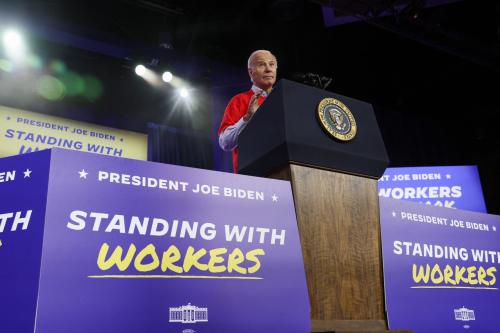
[179,88,189,98]
[162,71,173,83]
[2,29,27,59]
[0,58,13,72]
[135,64,146,76]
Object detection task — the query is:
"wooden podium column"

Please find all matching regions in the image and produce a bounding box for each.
[236,79,410,332]
[270,164,407,333]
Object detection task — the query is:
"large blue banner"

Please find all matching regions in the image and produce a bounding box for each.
[378,166,487,212]
[380,197,500,332]
[0,149,310,333]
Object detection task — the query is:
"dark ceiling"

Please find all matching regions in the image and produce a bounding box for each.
[1,0,500,212]
[2,0,499,69]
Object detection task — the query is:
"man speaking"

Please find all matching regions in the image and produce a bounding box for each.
[218,50,277,173]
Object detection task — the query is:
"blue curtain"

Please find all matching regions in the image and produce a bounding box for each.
[148,122,213,170]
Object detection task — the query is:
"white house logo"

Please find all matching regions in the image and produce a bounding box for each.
[454,307,475,329]
[454,307,475,321]
[169,303,208,324]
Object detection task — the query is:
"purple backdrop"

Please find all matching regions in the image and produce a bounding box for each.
[380,197,500,332]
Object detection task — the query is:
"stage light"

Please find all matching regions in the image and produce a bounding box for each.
[135,64,146,76]
[50,59,66,74]
[0,58,13,72]
[2,29,27,59]
[37,75,66,101]
[82,75,104,101]
[27,54,43,70]
[162,71,173,83]
[60,71,85,96]
[179,88,189,98]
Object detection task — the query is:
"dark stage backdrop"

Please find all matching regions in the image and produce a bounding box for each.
[148,122,212,170]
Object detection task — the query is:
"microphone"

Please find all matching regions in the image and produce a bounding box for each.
[292,72,333,89]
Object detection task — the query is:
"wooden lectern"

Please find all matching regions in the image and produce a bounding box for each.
[238,80,409,333]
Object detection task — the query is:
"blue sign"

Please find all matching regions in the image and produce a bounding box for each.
[378,166,487,212]
[0,150,50,333]
[380,197,500,333]
[0,149,310,333]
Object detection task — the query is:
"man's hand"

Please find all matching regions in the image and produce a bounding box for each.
[243,92,262,122]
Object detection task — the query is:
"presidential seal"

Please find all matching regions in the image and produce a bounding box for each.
[317,98,357,141]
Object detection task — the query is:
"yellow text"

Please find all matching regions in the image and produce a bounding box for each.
[97,243,265,275]
[412,263,497,287]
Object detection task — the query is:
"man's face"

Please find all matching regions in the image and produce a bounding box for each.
[248,51,277,91]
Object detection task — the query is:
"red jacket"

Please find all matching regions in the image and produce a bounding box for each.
[218,90,266,173]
